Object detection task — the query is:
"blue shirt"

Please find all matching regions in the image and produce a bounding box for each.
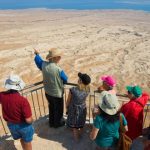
[94,113,127,148]
[34,54,68,83]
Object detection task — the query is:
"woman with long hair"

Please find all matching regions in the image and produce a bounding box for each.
[66,72,91,141]
[90,91,128,150]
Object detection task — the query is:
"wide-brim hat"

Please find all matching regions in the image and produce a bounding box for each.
[5,75,25,91]
[99,91,120,115]
[46,48,63,60]
[101,75,116,87]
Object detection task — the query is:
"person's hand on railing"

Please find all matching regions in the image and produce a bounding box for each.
[92,105,100,119]
[97,85,104,93]
[33,48,40,55]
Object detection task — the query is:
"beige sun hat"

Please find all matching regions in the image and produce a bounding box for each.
[99,91,120,115]
[46,48,63,60]
[5,74,25,91]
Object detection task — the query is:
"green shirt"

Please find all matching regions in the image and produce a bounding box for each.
[94,113,127,148]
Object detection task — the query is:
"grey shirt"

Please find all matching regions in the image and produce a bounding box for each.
[42,61,64,98]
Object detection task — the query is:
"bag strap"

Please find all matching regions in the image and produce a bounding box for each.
[119,114,123,126]
[135,100,144,108]
[119,114,124,133]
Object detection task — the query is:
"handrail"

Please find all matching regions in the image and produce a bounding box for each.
[23,81,43,90]
[23,81,150,101]
[95,90,126,97]
[22,81,77,91]
[22,81,77,95]
[0,81,149,137]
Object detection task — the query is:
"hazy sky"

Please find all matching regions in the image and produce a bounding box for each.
[0,0,149,11]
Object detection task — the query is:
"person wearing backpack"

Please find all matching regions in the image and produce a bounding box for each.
[121,85,149,140]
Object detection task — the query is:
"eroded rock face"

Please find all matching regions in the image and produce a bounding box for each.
[0,9,150,93]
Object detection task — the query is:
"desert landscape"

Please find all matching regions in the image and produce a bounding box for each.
[0,9,150,93]
[0,9,150,150]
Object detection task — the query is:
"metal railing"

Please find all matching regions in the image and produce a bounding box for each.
[0,81,149,137]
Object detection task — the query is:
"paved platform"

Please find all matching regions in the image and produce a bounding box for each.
[0,116,96,150]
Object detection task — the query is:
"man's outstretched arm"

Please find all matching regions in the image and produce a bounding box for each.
[34,49,43,70]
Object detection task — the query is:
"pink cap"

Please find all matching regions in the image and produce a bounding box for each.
[101,76,116,87]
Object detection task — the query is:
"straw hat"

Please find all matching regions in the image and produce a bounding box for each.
[99,91,120,115]
[5,74,25,91]
[46,48,63,60]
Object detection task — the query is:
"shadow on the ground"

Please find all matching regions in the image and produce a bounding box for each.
[0,135,17,150]
[34,115,96,150]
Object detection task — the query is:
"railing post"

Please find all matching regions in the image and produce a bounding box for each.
[40,89,46,115]
[94,91,96,106]
[89,95,91,124]
[0,116,7,135]
[143,104,150,127]
[31,92,37,120]
[64,88,67,106]
[36,90,42,117]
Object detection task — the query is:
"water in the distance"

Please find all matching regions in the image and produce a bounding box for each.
[0,0,150,12]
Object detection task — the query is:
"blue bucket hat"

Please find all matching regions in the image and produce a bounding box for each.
[126,85,142,98]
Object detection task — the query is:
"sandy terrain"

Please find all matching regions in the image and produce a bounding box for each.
[0,9,150,93]
[0,9,150,149]
[0,116,96,150]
